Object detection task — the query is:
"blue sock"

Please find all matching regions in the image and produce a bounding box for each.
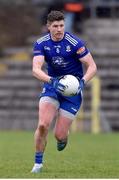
[35,152,43,164]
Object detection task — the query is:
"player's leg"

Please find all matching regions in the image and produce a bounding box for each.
[54,110,74,151]
[54,93,82,151]
[31,96,59,173]
[35,97,59,152]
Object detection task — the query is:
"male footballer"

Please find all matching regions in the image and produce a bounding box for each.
[31,10,97,173]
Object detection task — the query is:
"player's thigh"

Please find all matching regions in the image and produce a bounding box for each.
[38,96,59,127]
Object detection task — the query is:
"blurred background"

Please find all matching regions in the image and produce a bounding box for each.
[0,0,119,133]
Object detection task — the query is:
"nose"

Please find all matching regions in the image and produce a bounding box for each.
[57,26,62,31]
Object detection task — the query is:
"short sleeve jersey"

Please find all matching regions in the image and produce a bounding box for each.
[33,32,89,79]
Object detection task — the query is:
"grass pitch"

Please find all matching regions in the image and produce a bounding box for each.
[0,131,119,178]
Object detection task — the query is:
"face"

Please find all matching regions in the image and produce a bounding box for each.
[47,20,65,41]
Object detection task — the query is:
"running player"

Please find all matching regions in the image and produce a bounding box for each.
[31,10,97,173]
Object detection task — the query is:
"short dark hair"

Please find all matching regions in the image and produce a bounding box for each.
[47,10,64,23]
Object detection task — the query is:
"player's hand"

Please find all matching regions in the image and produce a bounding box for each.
[49,77,66,93]
[80,79,85,90]
[77,79,85,93]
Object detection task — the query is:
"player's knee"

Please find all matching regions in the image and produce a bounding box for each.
[37,123,49,135]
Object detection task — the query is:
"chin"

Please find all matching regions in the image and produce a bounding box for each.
[56,34,63,40]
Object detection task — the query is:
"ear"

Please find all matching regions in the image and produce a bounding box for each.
[47,22,51,30]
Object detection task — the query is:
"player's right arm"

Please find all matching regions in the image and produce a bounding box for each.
[32,40,51,83]
[32,40,65,92]
[32,55,65,93]
[32,55,51,83]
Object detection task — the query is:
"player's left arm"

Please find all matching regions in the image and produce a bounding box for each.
[80,53,97,83]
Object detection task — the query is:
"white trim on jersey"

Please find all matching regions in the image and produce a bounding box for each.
[37,34,50,44]
[65,33,78,46]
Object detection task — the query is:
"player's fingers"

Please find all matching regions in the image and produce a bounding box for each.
[57,83,66,92]
[77,87,81,94]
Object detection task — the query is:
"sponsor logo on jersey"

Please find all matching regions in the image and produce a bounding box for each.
[44,46,51,51]
[66,45,71,52]
[52,56,69,67]
[77,46,85,54]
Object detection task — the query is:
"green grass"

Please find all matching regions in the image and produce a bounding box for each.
[0,131,119,178]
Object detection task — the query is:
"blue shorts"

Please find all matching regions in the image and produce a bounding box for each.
[39,83,82,119]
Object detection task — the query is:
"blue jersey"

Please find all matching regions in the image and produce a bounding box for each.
[33,32,89,79]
